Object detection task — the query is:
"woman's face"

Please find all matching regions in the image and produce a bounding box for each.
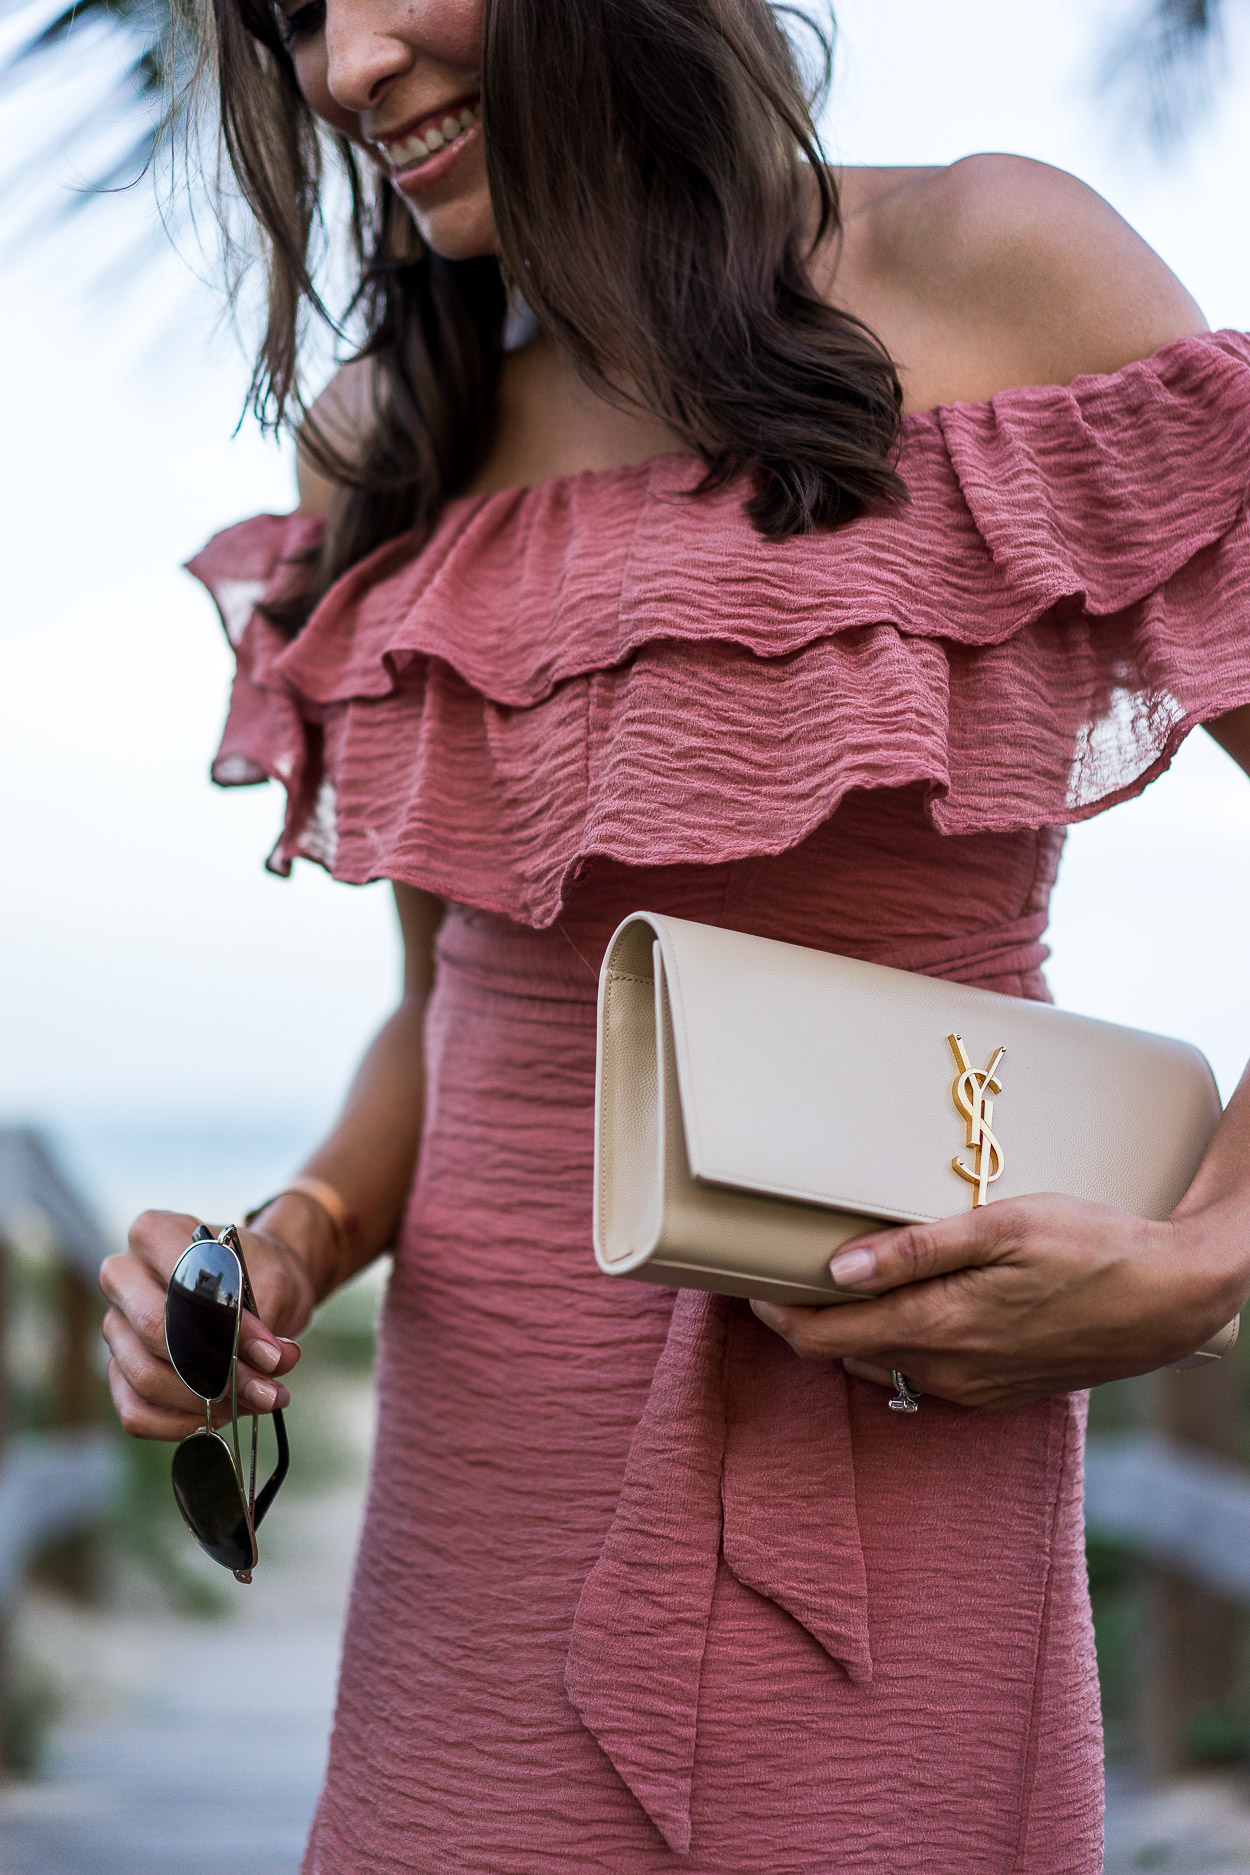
[277,0,495,259]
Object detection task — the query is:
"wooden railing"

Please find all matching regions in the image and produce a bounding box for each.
[1084,1352,1247,1775]
[0,1126,120,1765]
[0,1118,1247,1778]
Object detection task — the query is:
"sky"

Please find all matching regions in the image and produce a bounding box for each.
[2,0,1249,1232]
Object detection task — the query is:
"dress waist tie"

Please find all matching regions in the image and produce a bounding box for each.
[565,1292,873,1855]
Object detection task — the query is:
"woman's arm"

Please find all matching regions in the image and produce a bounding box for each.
[752,1072,1250,1408]
[752,179,1250,1403]
[1207,702,1250,775]
[755,713,1250,1404]
[100,884,443,1441]
[245,882,443,1293]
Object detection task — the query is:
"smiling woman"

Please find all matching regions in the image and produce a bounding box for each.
[40,0,1250,1871]
[206,0,903,627]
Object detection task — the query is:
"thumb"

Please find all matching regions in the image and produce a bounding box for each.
[827,1204,1018,1296]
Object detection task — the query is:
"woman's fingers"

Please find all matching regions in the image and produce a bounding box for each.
[746,1192,1195,1408]
[103,1213,300,1368]
[102,1208,307,1444]
[841,1358,898,1390]
[749,1287,999,1405]
[103,1307,291,1417]
[238,1310,302,1379]
[103,1307,201,1412]
[746,1201,1039,1392]
[107,1359,215,1442]
[750,1269,972,1365]
[125,1208,205,1284]
[745,1203,1034,1377]
[99,1253,172,1361]
[234,1368,292,1412]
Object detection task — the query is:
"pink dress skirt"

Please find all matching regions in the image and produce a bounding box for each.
[190,331,1250,1872]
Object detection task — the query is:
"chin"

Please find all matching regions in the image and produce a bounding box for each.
[396,148,498,262]
[415,203,499,262]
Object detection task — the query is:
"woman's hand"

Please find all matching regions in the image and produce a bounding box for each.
[100,1210,315,1441]
[749,1192,1249,1409]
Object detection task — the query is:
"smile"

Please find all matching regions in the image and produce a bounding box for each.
[375,99,481,178]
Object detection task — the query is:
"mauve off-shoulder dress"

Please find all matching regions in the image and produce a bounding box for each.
[190,332,1250,1874]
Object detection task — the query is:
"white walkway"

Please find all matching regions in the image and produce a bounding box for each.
[5,1450,1250,1873]
[0,1464,358,1875]
[1104,1773,1250,1874]
[0,1621,336,1875]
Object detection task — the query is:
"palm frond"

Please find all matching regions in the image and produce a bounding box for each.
[1,0,199,206]
[1099,0,1229,150]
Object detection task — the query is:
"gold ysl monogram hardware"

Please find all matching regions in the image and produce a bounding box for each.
[948,1034,1007,1208]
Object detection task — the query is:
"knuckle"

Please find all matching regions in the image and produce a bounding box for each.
[945,1371,988,1409]
[112,1337,166,1403]
[136,1299,169,1351]
[790,1324,827,1362]
[98,1254,126,1304]
[895,1226,941,1279]
[877,1295,927,1353]
[127,1209,165,1251]
[109,1366,141,1437]
[987,1207,1026,1255]
[127,1209,197,1264]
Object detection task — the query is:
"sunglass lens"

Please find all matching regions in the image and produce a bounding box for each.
[166,1238,241,1401]
[171,1432,256,1573]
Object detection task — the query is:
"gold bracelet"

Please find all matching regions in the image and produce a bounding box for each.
[242,1175,355,1287]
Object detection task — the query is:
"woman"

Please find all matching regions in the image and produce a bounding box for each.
[99,1,1250,1869]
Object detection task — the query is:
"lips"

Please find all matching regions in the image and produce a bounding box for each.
[376,99,480,176]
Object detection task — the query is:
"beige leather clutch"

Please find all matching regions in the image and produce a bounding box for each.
[593,911,1238,1366]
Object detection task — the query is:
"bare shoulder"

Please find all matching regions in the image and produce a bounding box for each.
[835,155,1209,410]
[295,357,378,517]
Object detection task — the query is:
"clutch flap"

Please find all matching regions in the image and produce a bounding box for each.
[612,912,1219,1225]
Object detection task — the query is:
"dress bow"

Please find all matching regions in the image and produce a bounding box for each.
[565,1291,872,1855]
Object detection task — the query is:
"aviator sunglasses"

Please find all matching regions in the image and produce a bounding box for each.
[164,1223,290,1582]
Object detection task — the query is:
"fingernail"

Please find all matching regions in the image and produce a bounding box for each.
[245,1340,281,1373]
[244,1378,278,1410]
[750,1299,786,1329]
[829,1248,877,1289]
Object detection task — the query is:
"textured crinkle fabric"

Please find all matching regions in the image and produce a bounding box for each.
[188,331,1250,926]
[292,832,1101,1875]
[185,332,1250,1872]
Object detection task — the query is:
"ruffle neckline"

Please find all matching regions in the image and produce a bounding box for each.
[189,329,1250,926]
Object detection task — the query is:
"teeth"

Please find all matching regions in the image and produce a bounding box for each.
[386,104,478,170]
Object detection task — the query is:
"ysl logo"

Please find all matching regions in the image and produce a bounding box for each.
[948,1034,1007,1208]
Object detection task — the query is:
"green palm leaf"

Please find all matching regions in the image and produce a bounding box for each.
[1,0,1239,209]
[1099,0,1229,149]
[2,0,201,205]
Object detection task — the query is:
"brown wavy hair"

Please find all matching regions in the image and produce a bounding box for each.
[214,0,905,630]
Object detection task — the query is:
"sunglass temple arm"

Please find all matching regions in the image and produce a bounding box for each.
[218,1226,292,1533]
